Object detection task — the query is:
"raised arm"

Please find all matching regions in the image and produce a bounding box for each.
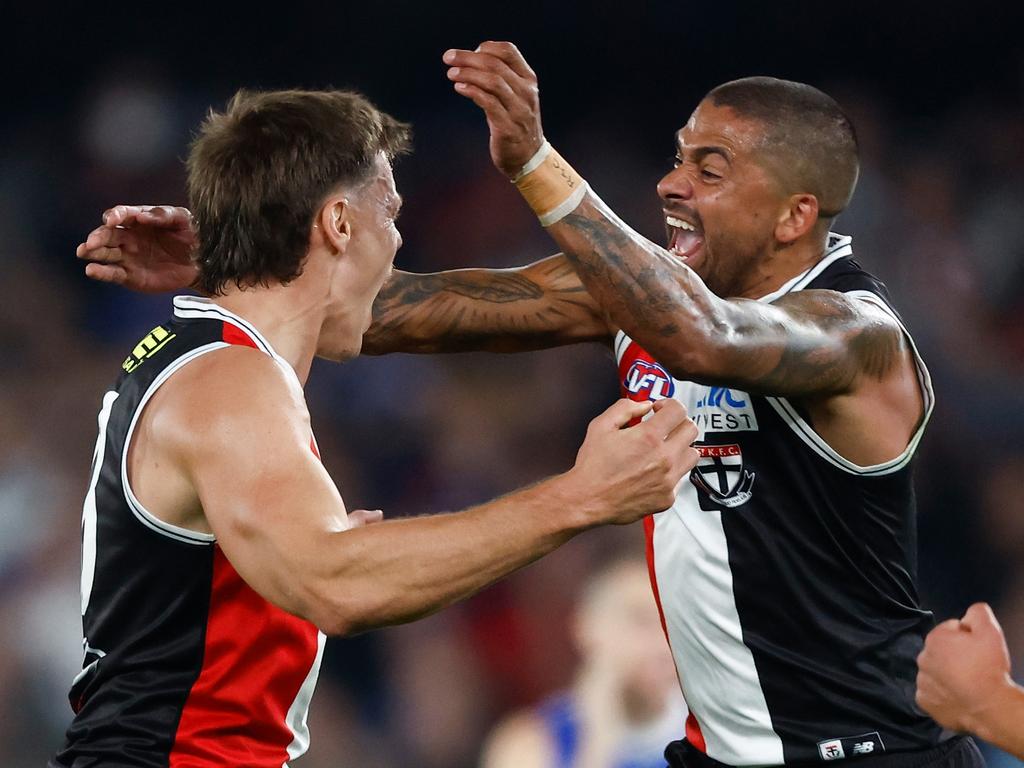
[547,198,905,397]
[148,347,697,636]
[443,43,909,398]
[77,206,610,353]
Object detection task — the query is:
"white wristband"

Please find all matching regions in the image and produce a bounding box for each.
[538,181,589,227]
[510,140,552,184]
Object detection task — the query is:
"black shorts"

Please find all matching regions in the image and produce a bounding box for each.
[664,736,985,768]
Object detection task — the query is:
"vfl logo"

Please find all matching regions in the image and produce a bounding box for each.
[624,360,675,401]
[690,444,755,508]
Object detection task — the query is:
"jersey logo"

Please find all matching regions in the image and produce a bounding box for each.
[817,732,885,761]
[690,444,755,508]
[123,325,177,373]
[696,386,747,409]
[692,386,759,433]
[623,360,675,400]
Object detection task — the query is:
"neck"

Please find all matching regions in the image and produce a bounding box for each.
[736,229,831,300]
[214,281,324,386]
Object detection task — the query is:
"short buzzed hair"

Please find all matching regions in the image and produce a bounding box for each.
[187,89,411,296]
[706,77,858,218]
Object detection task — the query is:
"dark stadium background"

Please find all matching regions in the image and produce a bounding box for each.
[4,2,1023,765]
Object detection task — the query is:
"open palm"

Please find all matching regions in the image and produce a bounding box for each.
[77,205,199,294]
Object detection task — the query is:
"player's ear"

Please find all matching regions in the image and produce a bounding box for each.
[775,193,818,244]
[315,195,352,255]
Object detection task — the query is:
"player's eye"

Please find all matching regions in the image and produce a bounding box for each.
[701,167,722,180]
[672,155,683,169]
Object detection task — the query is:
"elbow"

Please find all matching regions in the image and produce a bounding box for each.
[627,312,731,383]
[655,333,728,383]
[301,578,393,638]
[303,587,371,638]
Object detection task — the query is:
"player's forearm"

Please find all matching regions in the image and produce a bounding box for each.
[547,193,724,375]
[306,473,596,635]
[361,259,608,355]
[973,680,1024,757]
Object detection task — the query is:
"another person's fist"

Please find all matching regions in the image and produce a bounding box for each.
[916,602,1014,734]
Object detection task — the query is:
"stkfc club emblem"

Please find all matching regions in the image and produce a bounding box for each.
[690,444,755,508]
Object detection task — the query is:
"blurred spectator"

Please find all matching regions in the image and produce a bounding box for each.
[480,558,686,768]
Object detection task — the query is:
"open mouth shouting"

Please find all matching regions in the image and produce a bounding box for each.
[665,212,704,265]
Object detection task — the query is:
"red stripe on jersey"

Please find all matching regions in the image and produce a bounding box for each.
[686,713,707,753]
[624,339,699,749]
[222,321,258,348]
[169,549,320,766]
[165,318,321,764]
[642,516,670,643]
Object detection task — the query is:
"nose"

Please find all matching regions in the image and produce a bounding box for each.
[657,165,695,203]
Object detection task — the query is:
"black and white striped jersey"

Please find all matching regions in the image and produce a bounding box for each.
[616,235,941,765]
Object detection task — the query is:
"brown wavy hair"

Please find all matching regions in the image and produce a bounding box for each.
[187,89,411,296]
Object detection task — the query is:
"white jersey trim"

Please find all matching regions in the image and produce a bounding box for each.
[173,295,304,390]
[756,233,853,305]
[82,390,119,613]
[121,342,228,545]
[283,631,327,765]
[764,289,935,476]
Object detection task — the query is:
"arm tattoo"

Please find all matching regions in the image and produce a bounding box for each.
[547,196,907,398]
[361,256,608,355]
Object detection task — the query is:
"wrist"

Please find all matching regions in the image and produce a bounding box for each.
[545,469,608,532]
[970,676,1024,747]
[510,141,589,226]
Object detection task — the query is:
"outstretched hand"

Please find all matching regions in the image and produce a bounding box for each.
[444,41,545,177]
[77,205,200,294]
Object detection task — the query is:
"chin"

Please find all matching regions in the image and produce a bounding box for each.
[317,341,360,363]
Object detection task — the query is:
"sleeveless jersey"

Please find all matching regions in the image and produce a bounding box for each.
[538,691,687,768]
[53,296,326,768]
[615,235,940,765]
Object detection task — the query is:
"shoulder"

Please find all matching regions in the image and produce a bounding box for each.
[480,709,555,768]
[145,345,309,459]
[775,289,902,336]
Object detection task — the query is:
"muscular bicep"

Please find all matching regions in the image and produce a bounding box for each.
[168,349,351,625]
[361,253,611,354]
[682,290,911,398]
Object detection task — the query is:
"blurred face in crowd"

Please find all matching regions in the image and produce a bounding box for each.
[658,101,793,298]
[574,563,678,708]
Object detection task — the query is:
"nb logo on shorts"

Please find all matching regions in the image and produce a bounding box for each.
[817,732,884,762]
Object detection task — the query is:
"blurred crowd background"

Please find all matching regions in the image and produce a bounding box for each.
[3,2,1023,766]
